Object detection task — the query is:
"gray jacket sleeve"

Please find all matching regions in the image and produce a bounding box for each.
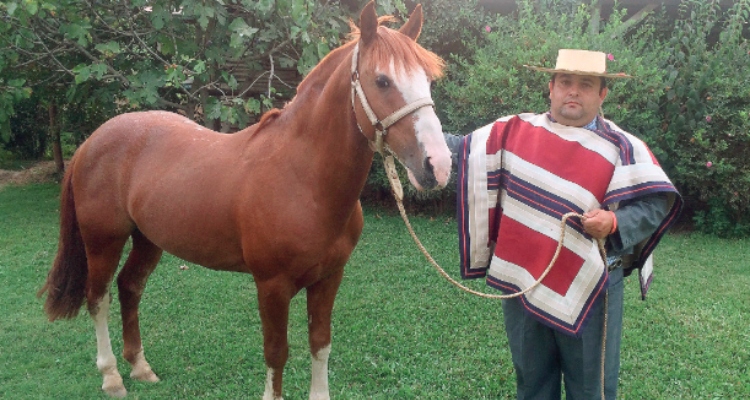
[607,193,670,257]
[444,133,462,168]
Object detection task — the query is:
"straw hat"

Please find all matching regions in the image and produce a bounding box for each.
[524,49,632,78]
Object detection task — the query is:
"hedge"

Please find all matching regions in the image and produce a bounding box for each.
[382,0,749,237]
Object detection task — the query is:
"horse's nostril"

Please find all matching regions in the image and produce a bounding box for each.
[419,157,438,189]
[424,157,435,176]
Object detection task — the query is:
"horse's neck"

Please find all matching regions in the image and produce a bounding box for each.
[240,44,373,210]
[293,51,374,199]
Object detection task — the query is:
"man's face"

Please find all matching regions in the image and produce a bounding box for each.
[548,74,608,127]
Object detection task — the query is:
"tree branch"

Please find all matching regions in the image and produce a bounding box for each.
[610,4,659,39]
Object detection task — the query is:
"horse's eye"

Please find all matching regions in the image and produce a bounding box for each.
[375,75,390,89]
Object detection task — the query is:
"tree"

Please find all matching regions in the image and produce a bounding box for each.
[1,0,410,169]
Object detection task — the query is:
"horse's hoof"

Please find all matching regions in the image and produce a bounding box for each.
[105,387,127,398]
[102,383,127,398]
[102,372,127,398]
[131,369,160,383]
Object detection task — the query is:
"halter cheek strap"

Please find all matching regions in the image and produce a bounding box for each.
[350,43,435,155]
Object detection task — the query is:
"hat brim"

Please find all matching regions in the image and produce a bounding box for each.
[524,65,632,78]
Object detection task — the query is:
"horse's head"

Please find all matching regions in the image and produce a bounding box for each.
[351,2,451,190]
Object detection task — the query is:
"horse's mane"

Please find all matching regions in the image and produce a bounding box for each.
[347,16,445,80]
[255,108,282,133]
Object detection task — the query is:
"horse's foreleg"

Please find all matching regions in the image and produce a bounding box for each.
[306,269,344,400]
[117,231,163,383]
[257,281,294,400]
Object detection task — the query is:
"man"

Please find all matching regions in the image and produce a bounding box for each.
[446,49,682,399]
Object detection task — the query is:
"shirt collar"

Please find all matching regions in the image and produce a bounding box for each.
[582,117,598,131]
[546,112,599,131]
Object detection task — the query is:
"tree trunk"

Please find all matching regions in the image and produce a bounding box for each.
[48,102,64,173]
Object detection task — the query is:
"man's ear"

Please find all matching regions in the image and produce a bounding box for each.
[548,80,554,99]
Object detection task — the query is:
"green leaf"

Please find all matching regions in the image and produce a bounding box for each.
[221,71,238,90]
[245,98,261,115]
[60,22,92,46]
[291,0,306,22]
[198,14,209,30]
[290,25,301,39]
[205,97,222,120]
[24,0,38,15]
[95,41,121,57]
[7,78,26,88]
[229,18,259,38]
[193,60,206,74]
[150,4,167,30]
[90,63,108,79]
[6,2,18,16]
[256,0,274,14]
[72,64,91,84]
[316,42,330,59]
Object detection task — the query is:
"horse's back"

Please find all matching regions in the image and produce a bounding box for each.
[79,111,225,164]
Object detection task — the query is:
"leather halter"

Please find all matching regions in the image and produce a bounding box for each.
[350,43,435,155]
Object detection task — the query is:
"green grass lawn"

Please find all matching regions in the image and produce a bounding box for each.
[1,183,748,399]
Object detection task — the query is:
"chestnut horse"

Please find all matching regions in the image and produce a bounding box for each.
[38,2,450,399]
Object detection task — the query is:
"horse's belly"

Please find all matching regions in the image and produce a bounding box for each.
[132,202,246,272]
[149,229,246,271]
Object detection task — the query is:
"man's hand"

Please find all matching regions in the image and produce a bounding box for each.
[582,208,616,239]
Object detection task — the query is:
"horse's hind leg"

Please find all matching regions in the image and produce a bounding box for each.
[117,230,163,383]
[85,236,130,398]
[306,269,344,400]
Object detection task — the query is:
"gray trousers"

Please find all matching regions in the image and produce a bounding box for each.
[502,266,625,400]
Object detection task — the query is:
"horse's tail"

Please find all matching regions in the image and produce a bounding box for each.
[38,161,88,321]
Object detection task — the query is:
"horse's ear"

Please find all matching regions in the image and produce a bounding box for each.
[359,1,378,46]
[399,4,423,41]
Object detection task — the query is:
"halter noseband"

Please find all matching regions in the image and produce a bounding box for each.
[350,43,435,155]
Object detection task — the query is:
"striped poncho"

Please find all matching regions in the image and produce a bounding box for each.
[457,113,682,337]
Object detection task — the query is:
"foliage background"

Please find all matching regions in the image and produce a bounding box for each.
[1,0,749,236]
[429,0,750,236]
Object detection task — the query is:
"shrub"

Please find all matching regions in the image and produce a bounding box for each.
[423,0,750,236]
[659,0,750,236]
[433,0,666,136]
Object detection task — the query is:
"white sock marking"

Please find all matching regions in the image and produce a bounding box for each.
[263,367,283,400]
[309,344,331,400]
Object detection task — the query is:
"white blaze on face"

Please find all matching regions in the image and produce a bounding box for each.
[382,60,451,189]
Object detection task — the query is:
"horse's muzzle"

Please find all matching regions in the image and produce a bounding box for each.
[408,155,450,191]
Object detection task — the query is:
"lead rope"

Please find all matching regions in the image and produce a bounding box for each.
[382,155,610,399]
